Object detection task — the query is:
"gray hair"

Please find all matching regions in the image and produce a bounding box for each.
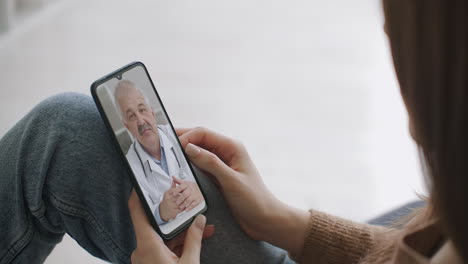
[113,80,151,121]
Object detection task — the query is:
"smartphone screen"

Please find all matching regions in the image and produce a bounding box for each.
[92,62,207,238]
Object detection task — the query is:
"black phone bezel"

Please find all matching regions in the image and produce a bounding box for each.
[90,61,208,240]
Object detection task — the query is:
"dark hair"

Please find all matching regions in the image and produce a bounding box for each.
[383,0,468,260]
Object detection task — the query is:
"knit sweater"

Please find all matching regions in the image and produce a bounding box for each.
[296,210,445,264]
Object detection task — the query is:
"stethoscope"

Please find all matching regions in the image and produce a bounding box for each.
[134,140,182,179]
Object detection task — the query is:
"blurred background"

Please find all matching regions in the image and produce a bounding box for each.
[0,0,425,263]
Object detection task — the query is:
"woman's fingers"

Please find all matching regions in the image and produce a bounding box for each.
[178,127,240,163]
[184,143,235,186]
[129,190,178,263]
[166,224,215,252]
[179,215,207,264]
[175,128,191,136]
[130,190,214,263]
[128,190,163,245]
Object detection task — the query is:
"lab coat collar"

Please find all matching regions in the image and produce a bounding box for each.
[134,126,175,176]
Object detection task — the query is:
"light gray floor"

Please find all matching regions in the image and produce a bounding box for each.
[0,0,425,263]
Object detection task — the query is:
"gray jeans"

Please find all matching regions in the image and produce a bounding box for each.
[0,93,293,264]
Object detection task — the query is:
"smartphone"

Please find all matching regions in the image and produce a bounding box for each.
[90,61,207,240]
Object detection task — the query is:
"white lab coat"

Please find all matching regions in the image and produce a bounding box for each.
[126,124,193,224]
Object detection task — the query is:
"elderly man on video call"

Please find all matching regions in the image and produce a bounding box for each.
[114,80,203,225]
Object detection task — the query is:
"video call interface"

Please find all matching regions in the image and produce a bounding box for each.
[96,65,206,235]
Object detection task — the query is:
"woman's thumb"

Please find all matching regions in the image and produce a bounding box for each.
[179,215,206,263]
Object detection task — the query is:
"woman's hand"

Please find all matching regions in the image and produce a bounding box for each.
[128,190,214,264]
[177,127,309,257]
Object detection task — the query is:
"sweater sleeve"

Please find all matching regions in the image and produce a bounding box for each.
[294,209,392,264]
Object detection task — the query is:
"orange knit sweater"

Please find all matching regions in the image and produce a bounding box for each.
[295,210,444,264]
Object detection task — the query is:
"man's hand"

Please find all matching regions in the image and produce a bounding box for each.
[128,190,214,264]
[159,181,182,222]
[172,177,204,212]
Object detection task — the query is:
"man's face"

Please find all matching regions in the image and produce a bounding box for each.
[118,87,159,149]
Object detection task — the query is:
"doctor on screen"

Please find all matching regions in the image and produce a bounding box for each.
[114,80,203,225]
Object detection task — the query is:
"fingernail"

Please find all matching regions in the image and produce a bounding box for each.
[185,143,200,157]
[195,214,206,228]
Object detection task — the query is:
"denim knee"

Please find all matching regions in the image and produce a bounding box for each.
[0,93,133,264]
[30,92,105,138]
